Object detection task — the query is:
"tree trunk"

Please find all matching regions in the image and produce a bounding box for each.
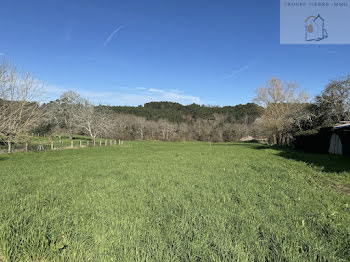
[279,135,283,146]
[7,137,11,153]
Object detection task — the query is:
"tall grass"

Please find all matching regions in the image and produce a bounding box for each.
[0,142,349,261]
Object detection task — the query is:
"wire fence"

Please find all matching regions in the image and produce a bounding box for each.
[0,138,124,154]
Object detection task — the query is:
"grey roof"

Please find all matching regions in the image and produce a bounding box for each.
[332,123,350,130]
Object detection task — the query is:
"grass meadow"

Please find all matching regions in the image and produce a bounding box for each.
[0,142,350,261]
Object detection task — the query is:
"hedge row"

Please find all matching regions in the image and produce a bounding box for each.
[294,127,333,154]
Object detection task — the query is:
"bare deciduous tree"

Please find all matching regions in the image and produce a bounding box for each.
[315,76,350,126]
[75,102,113,142]
[56,91,83,140]
[254,77,308,145]
[0,61,42,152]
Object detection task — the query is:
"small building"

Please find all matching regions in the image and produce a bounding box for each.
[329,122,350,155]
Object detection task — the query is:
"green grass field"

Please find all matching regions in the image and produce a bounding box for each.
[0,142,350,261]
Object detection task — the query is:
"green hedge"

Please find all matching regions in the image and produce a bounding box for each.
[294,127,333,154]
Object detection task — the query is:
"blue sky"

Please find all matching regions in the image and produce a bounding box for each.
[1,0,349,106]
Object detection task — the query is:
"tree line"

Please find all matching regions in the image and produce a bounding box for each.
[253,76,350,145]
[0,61,264,153]
[39,93,264,143]
[1,60,349,152]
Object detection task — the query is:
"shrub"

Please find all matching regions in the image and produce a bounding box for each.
[294,127,333,154]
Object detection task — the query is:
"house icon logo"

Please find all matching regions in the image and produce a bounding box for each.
[305,14,328,41]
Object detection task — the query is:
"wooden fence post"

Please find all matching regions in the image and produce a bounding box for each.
[114,139,117,145]
[87,141,89,147]
[7,138,11,153]
[93,140,96,147]
[79,140,82,147]
[99,140,102,146]
[105,139,107,146]
[25,142,28,151]
[37,142,44,151]
[51,141,54,150]
[118,139,121,146]
[71,141,73,148]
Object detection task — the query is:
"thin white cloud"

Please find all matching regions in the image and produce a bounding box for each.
[0,53,5,56]
[146,88,200,104]
[148,88,162,93]
[224,64,250,79]
[43,84,201,106]
[103,25,125,47]
[44,84,65,94]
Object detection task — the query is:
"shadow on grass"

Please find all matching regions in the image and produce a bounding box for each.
[248,143,350,173]
[0,155,9,161]
[72,136,92,141]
